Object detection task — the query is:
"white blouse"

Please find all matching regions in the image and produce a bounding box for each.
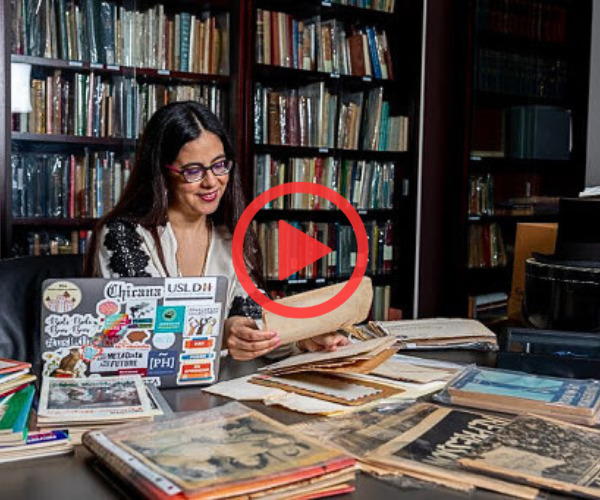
[96,222,248,315]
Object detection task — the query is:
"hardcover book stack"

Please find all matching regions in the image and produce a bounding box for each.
[438,366,600,426]
[0,358,73,462]
[0,359,37,446]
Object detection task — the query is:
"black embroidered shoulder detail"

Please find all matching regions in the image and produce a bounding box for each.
[104,218,151,277]
[229,295,262,319]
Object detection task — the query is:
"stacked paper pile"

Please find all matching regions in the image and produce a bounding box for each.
[367,318,498,350]
[37,375,165,443]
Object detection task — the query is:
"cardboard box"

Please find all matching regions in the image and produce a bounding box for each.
[508,223,558,321]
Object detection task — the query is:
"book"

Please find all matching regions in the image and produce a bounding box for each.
[0,359,30,376]
[0,429,73,463]
[461,414,600,498]
[440,366,600,425]
[0,385,35,445]
[83,402,356,499]
[368,318,498,350]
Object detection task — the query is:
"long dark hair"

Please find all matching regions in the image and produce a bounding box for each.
[84,101,264,287]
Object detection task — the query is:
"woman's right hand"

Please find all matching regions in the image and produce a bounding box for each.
[225,316,281,360]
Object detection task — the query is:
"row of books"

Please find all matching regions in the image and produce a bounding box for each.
[12,72,224,139]
[254,155,395,210]
[257,220,393,279]
[255,83,408,151]
[468,292,508,324]
[11,151,131,219]
[329,0,396,13]
[467,222,507,269]
[477,0,567,43]
[21,230,91,256]
[256,10,394,79]
[371,285,391,321]
[12,0,230,74]
[468,174,494,216]
[477,49,568,99]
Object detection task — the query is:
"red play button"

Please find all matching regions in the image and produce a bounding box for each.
[278,220,332,281]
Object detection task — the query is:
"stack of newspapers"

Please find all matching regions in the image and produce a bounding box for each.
[37,375,167,444]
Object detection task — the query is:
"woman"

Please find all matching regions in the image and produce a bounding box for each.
[84,101,347,360]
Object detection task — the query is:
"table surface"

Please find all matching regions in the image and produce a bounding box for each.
[0,351,536,500]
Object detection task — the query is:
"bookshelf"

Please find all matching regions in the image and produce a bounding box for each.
[244,0,424,318]
[457,0,592,321]
[0,0,242,257]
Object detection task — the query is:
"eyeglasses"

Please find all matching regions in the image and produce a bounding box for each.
[165,159,233,183]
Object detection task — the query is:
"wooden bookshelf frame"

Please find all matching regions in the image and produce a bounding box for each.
[246,0,424,316]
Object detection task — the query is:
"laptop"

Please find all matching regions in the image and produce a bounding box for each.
[40,276,228,388]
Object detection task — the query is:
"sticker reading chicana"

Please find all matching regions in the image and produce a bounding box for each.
[103,281,164,303]
[43,281,82,313]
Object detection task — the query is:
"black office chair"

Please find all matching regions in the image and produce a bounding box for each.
[0,255,84,366]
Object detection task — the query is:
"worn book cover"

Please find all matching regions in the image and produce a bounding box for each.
[461,414,600,498]
[445,366,600,420]
[83,402,355,499]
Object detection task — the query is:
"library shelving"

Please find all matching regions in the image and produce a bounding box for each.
[245,0,424,318]
[456,0,592,321]
[1,0,242,257]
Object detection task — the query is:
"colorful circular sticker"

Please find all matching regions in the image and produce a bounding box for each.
[43,281,82,313]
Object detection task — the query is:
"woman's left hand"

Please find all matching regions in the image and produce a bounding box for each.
[296,332,350,353]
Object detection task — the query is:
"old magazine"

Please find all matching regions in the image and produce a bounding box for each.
[292,402,538,499]
[461,414,600,498]
[83,402,356,499]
